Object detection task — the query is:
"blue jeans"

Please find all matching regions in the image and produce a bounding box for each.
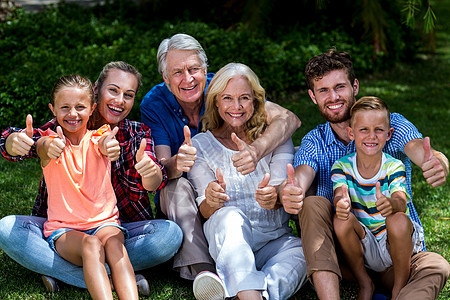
[0,215,183,288]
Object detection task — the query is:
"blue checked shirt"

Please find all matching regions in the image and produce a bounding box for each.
[294,113,426,250]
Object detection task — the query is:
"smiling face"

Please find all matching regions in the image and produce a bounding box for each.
[308,69,359,124]
[348,109,393,157]
[216,76,254,131]
[49,87,95,142]
[163,49,207,105]
[96,69,138,127]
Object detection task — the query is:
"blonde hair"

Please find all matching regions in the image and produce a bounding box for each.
[201,63,266,143]
[350,96,390,127]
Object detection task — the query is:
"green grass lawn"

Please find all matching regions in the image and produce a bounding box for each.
[0,1,449,299]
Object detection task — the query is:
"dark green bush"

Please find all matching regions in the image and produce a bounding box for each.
[0,1,416,129]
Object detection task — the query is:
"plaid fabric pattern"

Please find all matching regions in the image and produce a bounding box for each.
[294,113,425,249]
[0,118,166,222]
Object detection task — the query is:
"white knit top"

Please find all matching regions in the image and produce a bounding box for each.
[188,130,294,238]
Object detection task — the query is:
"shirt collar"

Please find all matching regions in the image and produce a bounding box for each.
[160,73,214,118]
[324,122,355,150]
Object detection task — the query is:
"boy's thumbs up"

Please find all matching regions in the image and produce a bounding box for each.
[341,184,349,198]
[375,181,383,200]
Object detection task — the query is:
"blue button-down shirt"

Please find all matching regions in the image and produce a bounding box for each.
[140,73,214,157]
[294,113,425,249]
[140,73,214,204]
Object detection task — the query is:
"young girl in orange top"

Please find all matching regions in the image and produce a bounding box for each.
[37,74,140,300]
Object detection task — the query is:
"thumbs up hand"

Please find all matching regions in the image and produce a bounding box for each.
[255,173,278,210]
[205,168,229,209]
[46,126,66,160]
[375,181,393,217]
[176,126,197,173]
[102,126,120,161]
[25,114,34,138]
[280,164,304,214]
[231,132,258,175]
[335,184,351,220]
[421,137,448,187]
[135,138,159,178]
[9,114,35,156]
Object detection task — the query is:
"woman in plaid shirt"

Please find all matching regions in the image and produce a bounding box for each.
[0,61,183,294]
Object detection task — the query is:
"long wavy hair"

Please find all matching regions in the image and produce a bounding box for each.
[201,63,266,143]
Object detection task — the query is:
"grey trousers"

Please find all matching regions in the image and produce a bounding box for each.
[159,177,215,280]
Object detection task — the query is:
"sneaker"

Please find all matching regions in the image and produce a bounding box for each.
[41,275,61,292]
[193,271,226,300]
[135,273,150,297]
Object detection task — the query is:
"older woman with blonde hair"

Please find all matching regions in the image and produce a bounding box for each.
[188,63,307,300]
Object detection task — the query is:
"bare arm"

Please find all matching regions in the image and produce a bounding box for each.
[404,137,448,187]
[199,190,224,219]
[254,101,301,159]
[232,101,301,175]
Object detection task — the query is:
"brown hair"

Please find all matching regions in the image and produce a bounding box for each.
[304,49,355,91]
[89,61,142,128]
[50,74,94,106]
[95,61,142,101]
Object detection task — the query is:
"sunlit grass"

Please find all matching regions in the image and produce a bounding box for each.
[0,0,449,298]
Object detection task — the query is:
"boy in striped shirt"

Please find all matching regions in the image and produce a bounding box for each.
[331,96,424,300]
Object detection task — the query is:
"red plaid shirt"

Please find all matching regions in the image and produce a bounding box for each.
[0,119,167,222]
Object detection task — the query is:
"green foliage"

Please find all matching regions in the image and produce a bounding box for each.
[0,1,419,129]
[0,1,449,298]
[403,0,437,33]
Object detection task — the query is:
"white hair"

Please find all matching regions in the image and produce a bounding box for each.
[157,33,208,78]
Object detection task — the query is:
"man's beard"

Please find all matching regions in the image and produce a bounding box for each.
[319,108,351,124]
[319,97,355,124]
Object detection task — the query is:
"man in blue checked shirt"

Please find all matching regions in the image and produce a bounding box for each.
[279,49,449,300]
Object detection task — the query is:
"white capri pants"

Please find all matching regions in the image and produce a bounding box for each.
[204,206,307,300]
